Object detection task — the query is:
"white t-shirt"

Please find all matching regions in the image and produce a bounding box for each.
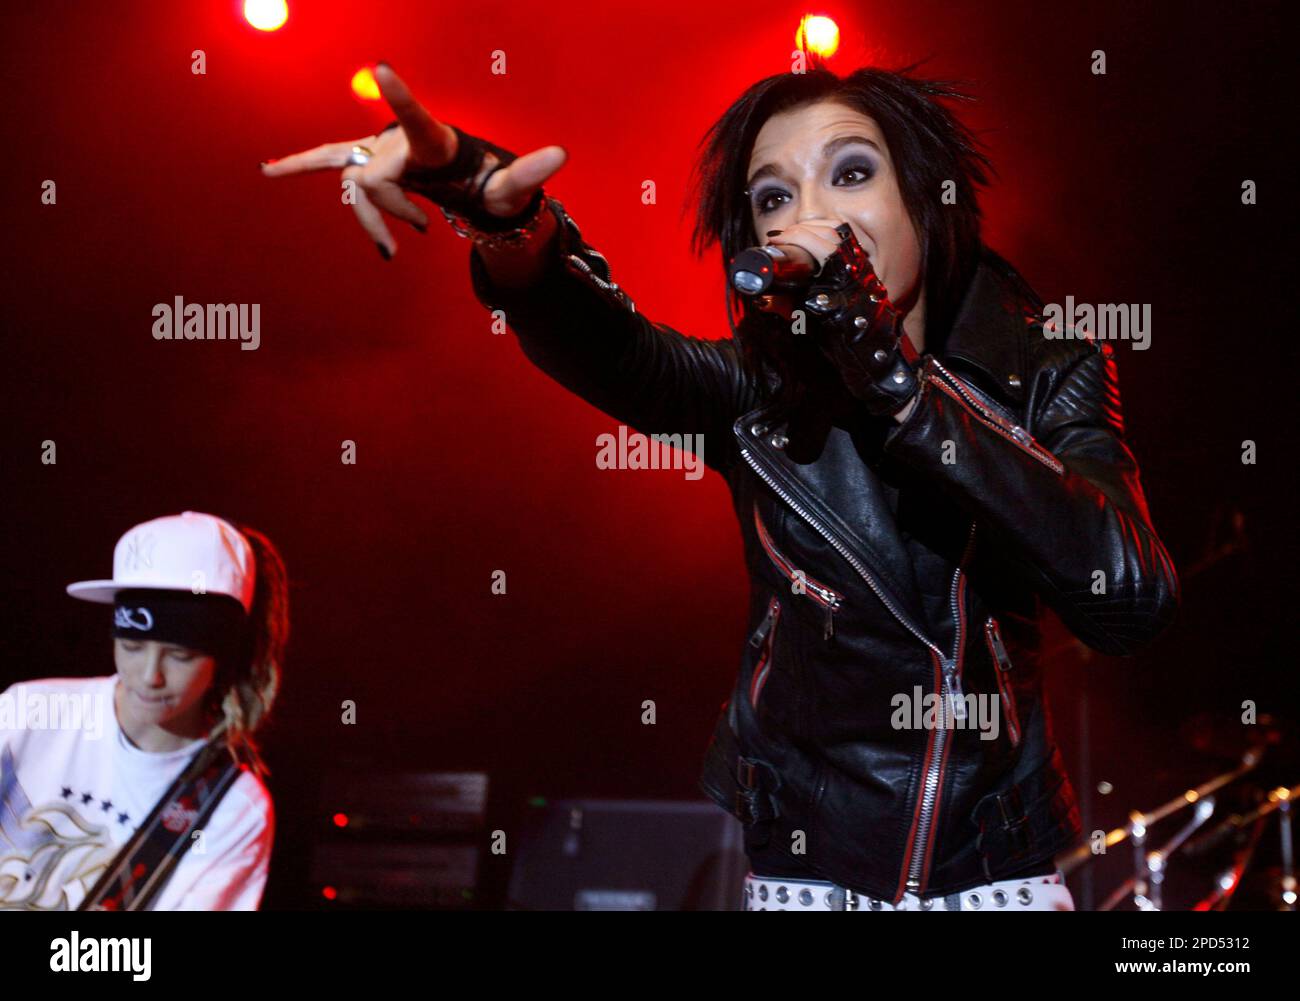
[0,675,273,910]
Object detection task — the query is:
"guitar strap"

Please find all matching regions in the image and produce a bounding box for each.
[78,733,243,911]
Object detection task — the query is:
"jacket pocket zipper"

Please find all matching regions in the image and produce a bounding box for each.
[753,501,844,640]
[748,596,782,709]
[925,359,1065,476]
[984,617,1021,748]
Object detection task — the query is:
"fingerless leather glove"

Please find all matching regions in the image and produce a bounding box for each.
[390,121,545,233]
[801,223,920,417]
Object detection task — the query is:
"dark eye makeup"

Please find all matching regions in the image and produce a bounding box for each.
[749,156,878,216]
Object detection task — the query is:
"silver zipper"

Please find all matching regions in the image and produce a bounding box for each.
[749,596,780,649]
[905,658,954,892]
[985,617,1021,747]
[926,358,1064,475]
[562,242,637,313]
[753,502,844,639]
[945,573,966,722]
[904,521,976,893]
[548,197,634,311]
[985,616,1012,670]
[740,436,975,898]
[943,523,977,723]
[801,579,844,641]
[749,597,781,708]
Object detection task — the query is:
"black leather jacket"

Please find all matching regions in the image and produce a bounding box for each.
[466,195,1180,904]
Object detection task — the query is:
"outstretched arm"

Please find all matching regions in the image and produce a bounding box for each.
[466,195,761,476]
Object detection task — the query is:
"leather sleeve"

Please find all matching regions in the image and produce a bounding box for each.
[465,195,761,476]
[882,334,1180,656]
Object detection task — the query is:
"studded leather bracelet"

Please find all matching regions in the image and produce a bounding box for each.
[381,120,550,246]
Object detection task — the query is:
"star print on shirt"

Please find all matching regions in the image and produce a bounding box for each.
[60,786,126,822]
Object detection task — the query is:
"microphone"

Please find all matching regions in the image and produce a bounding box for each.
[728,243,819,295]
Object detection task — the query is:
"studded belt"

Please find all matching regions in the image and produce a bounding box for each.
[743,870,1075,911]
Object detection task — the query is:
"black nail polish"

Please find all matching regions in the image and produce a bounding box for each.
[766,229,783,237]
[376,243,392,261]
[412,221,427,234]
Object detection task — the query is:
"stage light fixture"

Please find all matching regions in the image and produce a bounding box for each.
[351,67,381,102]
[244,0,289,32]
[797,14,840,59]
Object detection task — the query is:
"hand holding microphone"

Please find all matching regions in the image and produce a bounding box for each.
[730,220,921,417]
[728,220,843,294]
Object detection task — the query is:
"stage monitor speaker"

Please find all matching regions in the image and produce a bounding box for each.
[506,799,747,911]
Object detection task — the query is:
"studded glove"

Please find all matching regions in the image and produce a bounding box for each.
[801,222,920,417]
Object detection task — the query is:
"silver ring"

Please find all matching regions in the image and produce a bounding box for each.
[346,145,375,167]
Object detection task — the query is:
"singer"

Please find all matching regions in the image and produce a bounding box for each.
[262,62,1179,911]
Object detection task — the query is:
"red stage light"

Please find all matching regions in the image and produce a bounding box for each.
[322,885,338,901]
[332,812,349,827]
[244,0,289,32]
[797,14,840,59]
[351,67,381,102]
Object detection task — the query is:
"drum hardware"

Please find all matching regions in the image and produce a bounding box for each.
[1187,781,1298,911]
[1060,749,1261,876]
[1060,749,1264,911]
[1100,797,1216,912]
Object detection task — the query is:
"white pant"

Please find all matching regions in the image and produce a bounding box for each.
[744,869,1075,911]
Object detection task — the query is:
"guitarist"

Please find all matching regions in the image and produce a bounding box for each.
[0,511,289,910]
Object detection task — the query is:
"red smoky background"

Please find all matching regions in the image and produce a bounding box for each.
[2,0,1294,908]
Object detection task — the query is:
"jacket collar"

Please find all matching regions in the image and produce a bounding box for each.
[938,248,1045,409]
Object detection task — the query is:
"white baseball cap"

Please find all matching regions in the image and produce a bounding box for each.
[67,511,256,613]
